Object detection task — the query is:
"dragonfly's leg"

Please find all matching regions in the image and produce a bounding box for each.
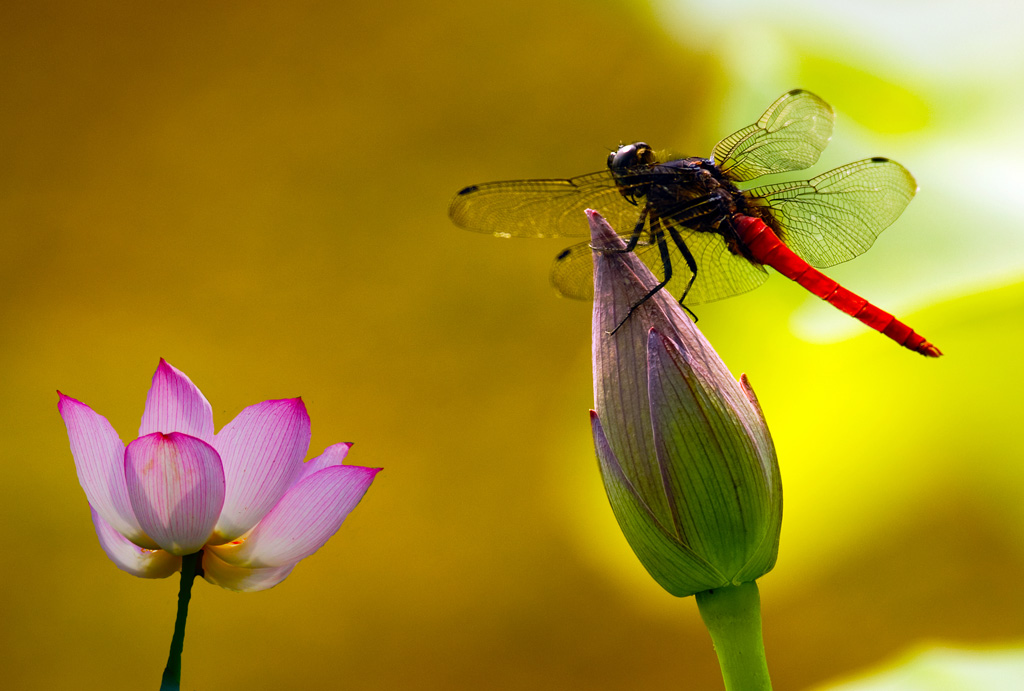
[622,206,649,252]
[598,206,650,254]
[666,225,699,308]
[609,226,674,335]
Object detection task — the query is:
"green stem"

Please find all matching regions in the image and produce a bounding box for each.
[695,581,772,691]
[159,551,202,691]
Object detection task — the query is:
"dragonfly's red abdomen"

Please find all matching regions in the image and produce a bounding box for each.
[734,215,941,357]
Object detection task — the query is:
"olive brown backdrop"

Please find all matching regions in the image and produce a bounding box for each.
[3,1,1024,689]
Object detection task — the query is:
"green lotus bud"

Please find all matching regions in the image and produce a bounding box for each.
[589,210,782,597]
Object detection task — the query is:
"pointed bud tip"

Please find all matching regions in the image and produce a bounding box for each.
[587,209,625,249]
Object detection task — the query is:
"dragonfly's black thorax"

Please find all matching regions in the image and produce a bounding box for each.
[651,159,743,218]
[609,144,759,257]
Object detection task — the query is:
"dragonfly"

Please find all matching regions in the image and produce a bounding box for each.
[448,89,941,357]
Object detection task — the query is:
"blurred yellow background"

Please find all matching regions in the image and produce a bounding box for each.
[4,1,1024,689]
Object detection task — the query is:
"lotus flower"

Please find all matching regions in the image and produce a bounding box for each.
[58,359,379,592]
[589,210,782,597]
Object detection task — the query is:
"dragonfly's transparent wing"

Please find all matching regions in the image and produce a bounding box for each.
[712,90,835,183]
[746,158,917,268]
[548,241,601,301]
[550,225,768,305]
[448,171,645,239]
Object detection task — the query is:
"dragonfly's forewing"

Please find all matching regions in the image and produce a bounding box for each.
[448,171,643,239]
[746,158,917,268]
[713,90,835,182]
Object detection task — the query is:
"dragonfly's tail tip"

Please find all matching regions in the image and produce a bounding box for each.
[918,343,943,358]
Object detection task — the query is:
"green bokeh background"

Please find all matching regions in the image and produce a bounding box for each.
[4,1,1024,689]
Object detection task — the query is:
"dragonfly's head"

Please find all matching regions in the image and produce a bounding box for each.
[608,142,657,205]
[607,142,657,175]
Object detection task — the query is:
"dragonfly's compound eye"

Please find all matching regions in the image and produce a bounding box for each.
[608,142,654,173]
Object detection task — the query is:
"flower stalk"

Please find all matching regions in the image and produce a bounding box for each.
[695,582,772,691]
[159,551,202,691]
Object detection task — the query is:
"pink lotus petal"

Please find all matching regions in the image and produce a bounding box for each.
[58,393,155,548]
[209,465,379,568]
[124,433,226,555]
[297,442,353,481]
[90,507,181,578]
[211,398,311,542]
[201,549,295,592]
[138,359,214,442]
